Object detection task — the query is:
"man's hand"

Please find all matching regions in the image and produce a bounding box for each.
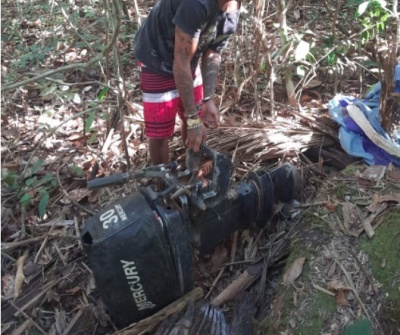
[201,99,220,129]
[185,124,206,152]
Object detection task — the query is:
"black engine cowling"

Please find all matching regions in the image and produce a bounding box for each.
[81,163,300,328]
[81,191,193,327]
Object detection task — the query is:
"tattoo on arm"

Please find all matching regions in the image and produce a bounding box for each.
[201,49,221,98]
[173,28,199,117]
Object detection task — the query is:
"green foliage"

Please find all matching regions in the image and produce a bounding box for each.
[31,159,45,174]
[87,133,98,145]
[85,111,96,132]
[2,161,81,218]
[100,112,111,121]
[19,193,32,206]
[355,0,390,43]
[2,171,19,191]
[38,190,50,218]
[3,0,106,82]
[98,86,110,100]
[69,165,83,177]
[289,0,392,80]
[85,111,98,144]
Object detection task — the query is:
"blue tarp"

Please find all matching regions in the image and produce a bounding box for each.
[328,65,400,167]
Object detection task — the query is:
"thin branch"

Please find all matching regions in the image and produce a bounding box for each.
[1,236,46,251]
[7,301,47,335]
[334,259,371,319]
[3,63,93,93]
[133,0,142,26]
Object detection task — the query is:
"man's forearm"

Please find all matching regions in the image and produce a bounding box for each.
[201,49,221,98]
[173,62,197,117]
[173,27,199,117]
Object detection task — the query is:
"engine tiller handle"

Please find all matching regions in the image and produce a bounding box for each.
[86,162,179,190]
[87,173,130,189]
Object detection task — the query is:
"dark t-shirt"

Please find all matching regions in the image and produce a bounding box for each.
[134,0,240,76]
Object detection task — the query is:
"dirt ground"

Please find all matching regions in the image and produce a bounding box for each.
[263,164,400,335]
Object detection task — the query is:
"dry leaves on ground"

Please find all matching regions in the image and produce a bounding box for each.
[283,257,306,286]
[328,279,352,307]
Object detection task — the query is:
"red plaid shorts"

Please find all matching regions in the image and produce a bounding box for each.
[139,64,204,139]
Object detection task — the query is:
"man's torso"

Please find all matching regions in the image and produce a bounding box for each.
[134,0,239,76]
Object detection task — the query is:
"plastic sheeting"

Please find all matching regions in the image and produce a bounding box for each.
[328,64,400,167]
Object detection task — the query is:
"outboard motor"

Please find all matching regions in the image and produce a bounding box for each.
[81,145,301,328]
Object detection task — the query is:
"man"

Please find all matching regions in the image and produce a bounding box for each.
[134,0,241,165]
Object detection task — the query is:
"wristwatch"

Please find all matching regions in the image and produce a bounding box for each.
[186,115,202,127]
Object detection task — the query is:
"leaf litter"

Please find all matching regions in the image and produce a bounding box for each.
[266,163,400,335]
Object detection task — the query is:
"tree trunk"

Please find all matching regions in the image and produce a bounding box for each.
[379,8,400,137]
[379,50,399,137]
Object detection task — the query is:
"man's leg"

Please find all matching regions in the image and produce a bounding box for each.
[148,138,169,165]
[139,66,179,165]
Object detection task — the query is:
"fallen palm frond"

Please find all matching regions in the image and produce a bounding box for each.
[172,108,339,164]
